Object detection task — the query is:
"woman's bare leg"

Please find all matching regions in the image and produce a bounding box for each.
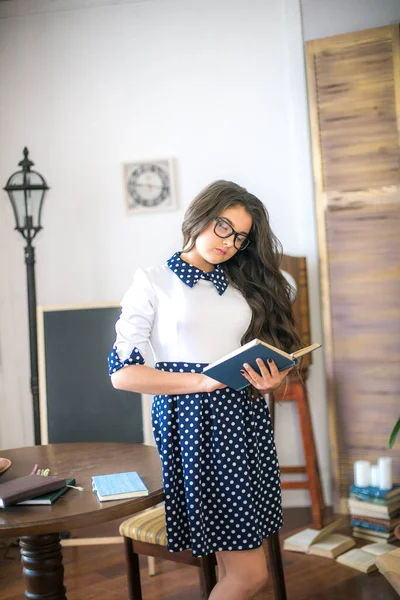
[209,546,268,600]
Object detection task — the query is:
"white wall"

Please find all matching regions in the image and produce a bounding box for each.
[302,0,400,40]
[0,0,329,507]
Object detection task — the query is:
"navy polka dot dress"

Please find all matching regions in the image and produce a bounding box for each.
[108,252,283,557]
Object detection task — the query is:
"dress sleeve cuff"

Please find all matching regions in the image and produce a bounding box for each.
[107,346,145,375]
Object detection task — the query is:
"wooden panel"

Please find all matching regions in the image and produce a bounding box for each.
[306,25,400,509]
[326,191,400,498]
[315,40,399,191]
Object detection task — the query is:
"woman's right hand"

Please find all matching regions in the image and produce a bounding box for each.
[200,374,227,393]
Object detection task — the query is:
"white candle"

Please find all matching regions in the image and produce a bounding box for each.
[378,457,392,490]
[370,465,379,487]
[354,460,370,487]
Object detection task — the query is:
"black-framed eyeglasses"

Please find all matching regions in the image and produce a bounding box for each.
[213,217,251,250]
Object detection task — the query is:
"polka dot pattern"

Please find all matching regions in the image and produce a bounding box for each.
[152,361,283,557]
[107,346,145,375]
[167,252,228,296]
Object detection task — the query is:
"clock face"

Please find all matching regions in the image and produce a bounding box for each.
[127,163,171,208]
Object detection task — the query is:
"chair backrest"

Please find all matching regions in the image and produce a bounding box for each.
[280,253,312,369]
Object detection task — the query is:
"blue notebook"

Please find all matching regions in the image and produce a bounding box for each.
[203,339,321,391]
[92,471,148,502]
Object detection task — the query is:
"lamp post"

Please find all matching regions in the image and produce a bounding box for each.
[4,147,49,445]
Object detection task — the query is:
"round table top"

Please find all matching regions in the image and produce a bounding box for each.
[0,442,164,538]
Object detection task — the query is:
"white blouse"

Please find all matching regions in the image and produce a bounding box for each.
[112,257,252,368]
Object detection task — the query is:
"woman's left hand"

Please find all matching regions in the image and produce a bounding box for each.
[241,358,292,395]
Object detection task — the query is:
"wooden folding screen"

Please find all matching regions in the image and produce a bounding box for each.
[306,25,400,509]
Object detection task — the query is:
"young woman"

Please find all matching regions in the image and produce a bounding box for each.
[108,180,301,600]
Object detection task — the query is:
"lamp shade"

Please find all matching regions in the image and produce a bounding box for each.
[4,147,49,242]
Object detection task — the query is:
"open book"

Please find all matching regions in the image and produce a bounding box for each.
[375,547,400,592]
[203,339,321,391]
[283,518,355,559]
[336,543,398,574]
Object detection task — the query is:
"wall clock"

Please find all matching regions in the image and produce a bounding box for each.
[123,158,177,214]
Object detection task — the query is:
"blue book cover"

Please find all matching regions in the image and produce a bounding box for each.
[350,492,387,505]
[349,484,400,501]
[350,520,389,533]
[92,471,148,502]
[202,339,321,391]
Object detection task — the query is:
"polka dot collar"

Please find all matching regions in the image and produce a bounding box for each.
[167,252,228,296]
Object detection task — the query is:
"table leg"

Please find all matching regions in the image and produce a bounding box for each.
[19,533,67,600]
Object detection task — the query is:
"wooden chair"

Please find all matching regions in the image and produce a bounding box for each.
[120,504,288,600]
[270,254,325,530]
[119,505,216,599]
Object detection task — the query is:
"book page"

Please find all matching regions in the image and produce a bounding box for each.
[311,517,347,544]
[311,534,354,552]
[309,536,355,559]
[283,528,319,551]
[336,548,377,571]
[361,542,398,556]
[291,343,322,359]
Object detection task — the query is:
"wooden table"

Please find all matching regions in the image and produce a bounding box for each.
[0,442,164,600]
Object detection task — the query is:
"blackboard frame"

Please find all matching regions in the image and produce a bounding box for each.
[38,302,144,446]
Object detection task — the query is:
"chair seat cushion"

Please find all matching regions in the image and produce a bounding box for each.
[119,504,167,546]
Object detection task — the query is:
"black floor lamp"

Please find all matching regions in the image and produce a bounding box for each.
[3,148,49,446]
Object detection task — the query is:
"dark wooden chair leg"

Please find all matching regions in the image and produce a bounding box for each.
[297,385,324,529]
[198,553,217,598]
[267,532,287,600]
[274,381,325,531]
[124,537,143,600]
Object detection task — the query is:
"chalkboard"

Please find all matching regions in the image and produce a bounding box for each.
[38,304,143,445]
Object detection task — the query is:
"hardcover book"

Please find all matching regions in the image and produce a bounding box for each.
[349,492,397,506]
[348,498,400,519]
[283,518,355,558]
[375,548,400,593]
[349,484,400,501]
[92,471,148,502]
[352,531,397,544]
[350,514,400,531]
[202,339,321,391]
[336,543,398,573]
[0,475,66,508]
[358,542,399,556]
[17,478,76,505]
[351,518,400,534]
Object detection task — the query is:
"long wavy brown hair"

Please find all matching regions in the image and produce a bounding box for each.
[182,180,302,353]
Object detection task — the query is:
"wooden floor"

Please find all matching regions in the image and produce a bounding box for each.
[0,507,398,600]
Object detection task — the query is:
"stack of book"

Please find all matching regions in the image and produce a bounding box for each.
[348,483,400,544]
[0,474,70,508]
